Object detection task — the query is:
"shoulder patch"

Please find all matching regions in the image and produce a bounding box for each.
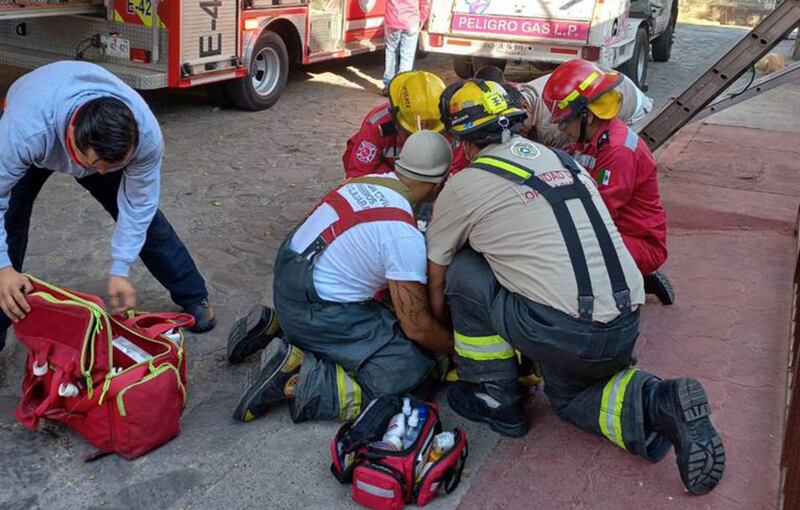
[355,140,379,164]
[623,127,639,151]
[510,140,540,160]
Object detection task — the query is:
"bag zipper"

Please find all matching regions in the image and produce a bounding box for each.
[116,363,186,417]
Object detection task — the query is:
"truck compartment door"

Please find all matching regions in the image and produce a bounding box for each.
[180,0,239,78]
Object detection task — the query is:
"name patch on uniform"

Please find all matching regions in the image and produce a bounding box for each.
[356,140,379,164]
[510,140,540,160]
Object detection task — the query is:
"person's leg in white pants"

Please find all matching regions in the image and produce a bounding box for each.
[397,29,420,74]
[383,29,402,88]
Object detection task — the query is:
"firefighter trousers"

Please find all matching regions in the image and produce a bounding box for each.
[272,237,435,422]
[447,248,672,461]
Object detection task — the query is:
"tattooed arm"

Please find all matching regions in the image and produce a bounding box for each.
[388,280,454,354]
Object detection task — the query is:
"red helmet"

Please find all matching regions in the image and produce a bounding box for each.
[542,59,623,123]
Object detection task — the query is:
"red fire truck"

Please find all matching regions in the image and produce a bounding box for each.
[0,0,388,109]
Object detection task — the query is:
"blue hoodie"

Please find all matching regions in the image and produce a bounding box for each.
[0,61,163,277]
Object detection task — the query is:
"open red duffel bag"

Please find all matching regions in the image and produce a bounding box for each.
[331,396,469,510]
[12,274,194,460]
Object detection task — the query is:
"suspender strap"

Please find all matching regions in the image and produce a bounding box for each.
[551,149,631,311]
[472,151,631,319]
[301,177,417,259]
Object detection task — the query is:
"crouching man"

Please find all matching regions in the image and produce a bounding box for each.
[230,131,454,422]
[427,79,725,495]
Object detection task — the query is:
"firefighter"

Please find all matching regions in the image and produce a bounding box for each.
[342,70,470,179]
[231,130,453,423]
[426,79,725,495]
[0,61,216,352]
[474,64,654,149]
[541,59,673,304]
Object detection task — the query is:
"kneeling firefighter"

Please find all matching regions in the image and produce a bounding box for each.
[230,131,454,423]
[425,79,725,495]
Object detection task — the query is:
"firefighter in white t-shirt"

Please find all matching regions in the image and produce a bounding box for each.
[227,131,454,423]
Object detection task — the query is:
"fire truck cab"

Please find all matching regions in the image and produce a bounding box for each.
[0,0,388,109]
[420,0,677,88]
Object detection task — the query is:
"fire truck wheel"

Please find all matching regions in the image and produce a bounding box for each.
[617,25,649,89]
[453,56,473,79]
[225,30,289,111]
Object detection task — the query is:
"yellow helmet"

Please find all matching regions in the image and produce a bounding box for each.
[439,79,527,137]
[388,71,446,133]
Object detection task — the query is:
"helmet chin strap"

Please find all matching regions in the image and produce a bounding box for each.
[578,110,589,143]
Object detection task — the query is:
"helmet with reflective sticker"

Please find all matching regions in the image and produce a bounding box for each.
[541,59,623,123]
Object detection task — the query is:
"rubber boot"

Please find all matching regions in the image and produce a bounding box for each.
[447,379,528,437]
[646,378,725,495]
[233,338,303,422]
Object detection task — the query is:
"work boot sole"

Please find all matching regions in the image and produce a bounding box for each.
[645,271,676,305]
[227,305,279,364]
[232,338,289,422]
[447,388,528,438]
[675,378,726,495]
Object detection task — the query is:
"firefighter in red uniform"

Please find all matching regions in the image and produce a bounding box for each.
[542,59,674,304]
[342,70,470,178]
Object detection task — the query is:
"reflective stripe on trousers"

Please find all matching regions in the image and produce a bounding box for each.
[336,364,363,420]
[454,331,516,361]
[598,368,638,449]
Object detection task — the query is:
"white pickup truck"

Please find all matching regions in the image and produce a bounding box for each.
[419,0,678,88]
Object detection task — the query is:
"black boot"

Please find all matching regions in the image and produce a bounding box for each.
[447,379,528,437]
[227,305,282,364]
[644,271,675,305]
[233,338,303,422]
[647,378,725,495]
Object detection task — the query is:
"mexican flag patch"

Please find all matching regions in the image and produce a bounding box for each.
[597,168,613,186]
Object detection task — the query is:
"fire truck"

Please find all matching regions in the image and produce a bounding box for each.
[420,0,678,88]
[0,0,388,109]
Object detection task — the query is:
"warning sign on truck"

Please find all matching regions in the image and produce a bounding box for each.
[450,13,590,41]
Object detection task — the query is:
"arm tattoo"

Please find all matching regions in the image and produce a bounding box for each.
[390,282,430,328]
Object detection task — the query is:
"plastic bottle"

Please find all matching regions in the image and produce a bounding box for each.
[58,382,80,398]
[428,432,455,462]
[402,409,422,449]
[415,432,456,482]
[162,329,182,345]
[402,397,412,417]
[382,412,406,450]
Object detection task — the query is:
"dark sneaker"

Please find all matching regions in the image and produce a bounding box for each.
[182,299,217,333]
[233,338,304,422]
[227,305,282,364]
[447,380,528,437]
[644,271,675,305]
[652,378,726,495]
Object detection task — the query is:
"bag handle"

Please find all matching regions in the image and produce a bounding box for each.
[119,312,195,338]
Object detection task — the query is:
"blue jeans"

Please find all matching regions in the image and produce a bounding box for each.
[0,166,208,350]
[383,28,420,86]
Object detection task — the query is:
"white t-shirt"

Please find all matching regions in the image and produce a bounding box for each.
[289,173,427,303]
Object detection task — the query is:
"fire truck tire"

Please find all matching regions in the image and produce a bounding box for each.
[472,57,506,75]
[652,3,677,62]
[453,56,473,79]
[617,25,649,89]
[225,30,289,111]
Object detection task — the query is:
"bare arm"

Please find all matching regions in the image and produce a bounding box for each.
[388,280,453,354]
[427,260,449,327]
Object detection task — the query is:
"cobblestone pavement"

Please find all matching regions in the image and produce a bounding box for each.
[0,22,783,510]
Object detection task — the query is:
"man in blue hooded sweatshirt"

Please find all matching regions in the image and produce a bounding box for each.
[0,61,215,351]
